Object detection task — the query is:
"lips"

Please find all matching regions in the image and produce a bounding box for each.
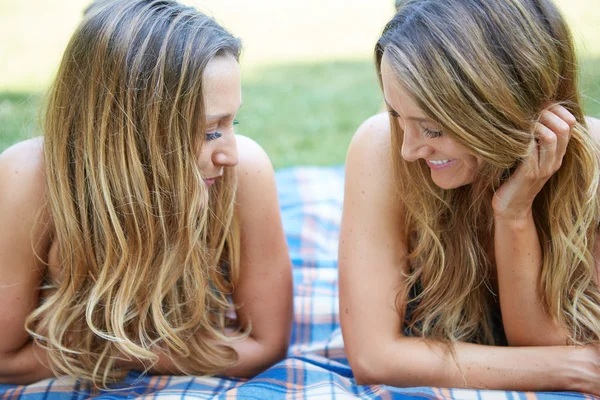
[425,159,456,170]
[203,175,221,186]
[428,159,450,165]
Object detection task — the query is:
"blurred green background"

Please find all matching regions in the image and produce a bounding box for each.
[1,0,599,168]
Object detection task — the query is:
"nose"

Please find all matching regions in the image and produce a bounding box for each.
[212,134,238,168]
[401,127,430,162]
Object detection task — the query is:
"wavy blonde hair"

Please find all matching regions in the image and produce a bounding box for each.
[25,0,244,386]
[376,0,600,345]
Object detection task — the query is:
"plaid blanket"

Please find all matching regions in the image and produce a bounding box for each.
[0,166,590,399]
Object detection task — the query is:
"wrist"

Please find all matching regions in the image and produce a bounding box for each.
[493,207,533,223]
[558,345,597,394]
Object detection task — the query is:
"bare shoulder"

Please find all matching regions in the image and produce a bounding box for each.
[342,112,404,254]
[586,116,600,145]
[587,117,600,274]
[235,134,273,176]
[0,137,47,206]
[0,136,45,168]
[0,137,50,242]
[346,112,396,198]
[0,137,52,355]
[350,112,392,154]
[234,135,276,211]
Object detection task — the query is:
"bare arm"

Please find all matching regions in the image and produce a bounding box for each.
[493,214,568,345]
[0,138,55,384]
[223,135,293,377]
[491,106,579,346]
[122,136,292,377]
[493,114,600,345]
[586,116,600,131]
[0,342,53,385]
[339,113,600,393]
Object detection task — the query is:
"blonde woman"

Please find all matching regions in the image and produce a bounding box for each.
[340,0,600,394]
[0,0,292,387]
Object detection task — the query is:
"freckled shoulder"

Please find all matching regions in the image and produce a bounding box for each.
[351,112,392,148]
[234,134,273,177]
[234,134,275,203]
[0,138,54,357]
[348,112,395,175]
[232,135,280,234]
[0,136,51,272]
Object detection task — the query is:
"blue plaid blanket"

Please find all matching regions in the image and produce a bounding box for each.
[0,166,590,399]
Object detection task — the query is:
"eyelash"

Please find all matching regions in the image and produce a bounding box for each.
[206,120,239,141]
[205,132,222,141]
[424,128,443,138]
[389,110,443,139]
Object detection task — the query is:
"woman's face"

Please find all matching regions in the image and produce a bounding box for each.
[380,53,483,190]
[199,54,242,187]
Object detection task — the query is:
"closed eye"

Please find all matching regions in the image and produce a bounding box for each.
[205,132,223,141]
[424,128,443,138]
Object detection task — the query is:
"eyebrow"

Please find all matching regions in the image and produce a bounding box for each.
[206,103,243,121]
[384,99,433,123]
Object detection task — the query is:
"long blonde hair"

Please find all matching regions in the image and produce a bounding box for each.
[376,0,600,345]
[26,0,244,386]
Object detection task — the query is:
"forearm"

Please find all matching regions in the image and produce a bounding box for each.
[224,334,287,378]
[0,341,55,385]
[494,212,568,345]
[361,337,577,391]
[145,335,286,378]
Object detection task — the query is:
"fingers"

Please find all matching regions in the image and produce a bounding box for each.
[548,104,577,130]
[534,105,575,175]
[540,105,575,155]
[534,121,557,175]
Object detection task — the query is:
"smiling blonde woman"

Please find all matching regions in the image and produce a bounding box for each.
[0,0,292,387]
[339,0,600,394]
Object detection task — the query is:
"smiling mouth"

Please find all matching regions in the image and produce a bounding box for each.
[428,159,451,165]
[426,159,456,170]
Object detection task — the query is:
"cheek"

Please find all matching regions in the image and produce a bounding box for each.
[197,147,213,169]
[464,154,481,171]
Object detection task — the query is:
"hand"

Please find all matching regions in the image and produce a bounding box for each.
[565,344,600,396]
[492,105,576,220]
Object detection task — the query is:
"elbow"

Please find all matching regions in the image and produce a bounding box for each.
[236,334,290,378]
[262,317,292,366]
[353,362,381,386]
[265,333,290,365]
[346,344,386,386]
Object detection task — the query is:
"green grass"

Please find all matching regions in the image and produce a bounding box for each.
[580,57,600,117]
[237,61,382,167]
[2,57,600,168]
[0,92,43,154]
[1,0,599,167]
[0,60,383,168]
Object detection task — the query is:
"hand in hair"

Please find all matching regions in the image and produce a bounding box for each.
[340,112,600,394]
[492,105,576,220]
[491,105,577,346]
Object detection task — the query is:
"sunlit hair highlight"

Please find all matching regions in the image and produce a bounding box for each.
[25,0,244,387]
[376,0,600,345]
